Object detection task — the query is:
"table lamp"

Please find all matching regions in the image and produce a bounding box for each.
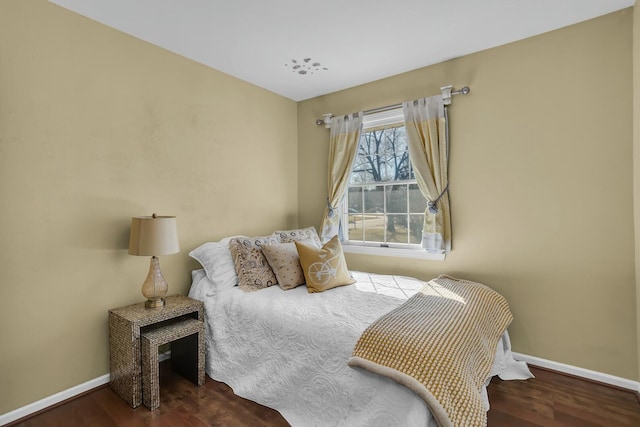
[128,213,180,308]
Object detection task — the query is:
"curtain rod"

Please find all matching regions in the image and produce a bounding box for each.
[315,85,470,127]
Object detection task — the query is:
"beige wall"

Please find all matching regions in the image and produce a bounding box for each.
[634,4,640,381]
[0,0,297,414]
[299,10,636,379]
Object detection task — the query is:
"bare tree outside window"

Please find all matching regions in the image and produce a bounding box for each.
[345,123,427,245]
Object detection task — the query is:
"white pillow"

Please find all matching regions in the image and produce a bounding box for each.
[189,236,245,290]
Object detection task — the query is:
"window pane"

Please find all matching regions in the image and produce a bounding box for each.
[386,184,407,213]
[387,215,408,244]
[409,215,424,244]
[382,130,408,182]
[354,131,385,184]
[354,126,412,184]
[386,128,410,182]
[348,187,363,213]
[409,183,428,213]
[364,185,384,214]
[395,151,411,181]
[347,214,363,241]
[379,152,392,182]
[350,154,376,184]
[363,214,385,242]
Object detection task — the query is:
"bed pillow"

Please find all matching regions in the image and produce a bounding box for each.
[188,236,245,289]
[295,235,356,293]
[273,226,321,245]
[261,240,319,290]
[229,235,281,292]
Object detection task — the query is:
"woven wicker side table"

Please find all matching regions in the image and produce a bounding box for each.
[141,318,205,410]
[108,295,204,408]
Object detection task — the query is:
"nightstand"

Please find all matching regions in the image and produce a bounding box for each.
[108,295,204,408]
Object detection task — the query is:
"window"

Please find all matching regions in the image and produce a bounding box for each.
[341,108,439,259]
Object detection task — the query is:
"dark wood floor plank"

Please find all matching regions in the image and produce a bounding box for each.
[92,388,149,427]
[487,366,640,427]
[486,410,546,427]
[487,374,557,425]
[8,364,640,427]
[553,402,634,427]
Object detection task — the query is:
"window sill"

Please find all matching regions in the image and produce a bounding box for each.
[341,244,446,261]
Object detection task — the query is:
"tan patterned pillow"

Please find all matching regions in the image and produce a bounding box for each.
[229,235,280,292]
[295,235,356,293]
[261,242,310,290]
[273,226,321,245]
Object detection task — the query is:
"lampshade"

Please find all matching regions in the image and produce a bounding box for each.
[128,215,180,256]
[128,213,179,308]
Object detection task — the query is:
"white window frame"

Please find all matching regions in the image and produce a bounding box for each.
[340,107,445,261]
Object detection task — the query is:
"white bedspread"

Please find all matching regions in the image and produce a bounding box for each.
[189,270,532,427]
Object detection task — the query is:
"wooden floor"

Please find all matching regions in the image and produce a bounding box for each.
[488,367,640,426]
[9,364,640,427]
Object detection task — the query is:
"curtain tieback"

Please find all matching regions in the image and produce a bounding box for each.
[327,197,336,218]
[427,183,449,214]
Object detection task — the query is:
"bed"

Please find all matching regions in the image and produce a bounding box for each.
[187,231,532,427]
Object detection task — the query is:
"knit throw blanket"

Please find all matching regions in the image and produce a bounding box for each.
[348,275,513,427]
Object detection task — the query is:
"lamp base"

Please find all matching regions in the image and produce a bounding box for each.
[145,298,166,309]
[141,256,169,309]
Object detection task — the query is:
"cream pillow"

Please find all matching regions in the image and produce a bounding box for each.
[295,235,356,293]
[229,235,280,292]
[261,242,307,290]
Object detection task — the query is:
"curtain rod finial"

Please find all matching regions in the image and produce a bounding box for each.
[441,85,470,105]
[316,113,332,128]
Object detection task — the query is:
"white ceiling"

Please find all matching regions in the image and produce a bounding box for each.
[49,0,634,101]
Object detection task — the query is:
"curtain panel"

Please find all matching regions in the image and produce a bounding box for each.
[403,97,451,254]
[319,113,363,242]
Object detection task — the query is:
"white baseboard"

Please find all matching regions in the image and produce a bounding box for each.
[512,352,640,393]
[0,374,111,426]
[1,352,638,425]
[0,352,171,426]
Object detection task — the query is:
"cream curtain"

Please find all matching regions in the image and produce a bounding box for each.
[402,96,451,253]
[319,113,363,242]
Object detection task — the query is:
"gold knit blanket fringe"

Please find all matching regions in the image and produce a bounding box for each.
[348,275,513,427]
